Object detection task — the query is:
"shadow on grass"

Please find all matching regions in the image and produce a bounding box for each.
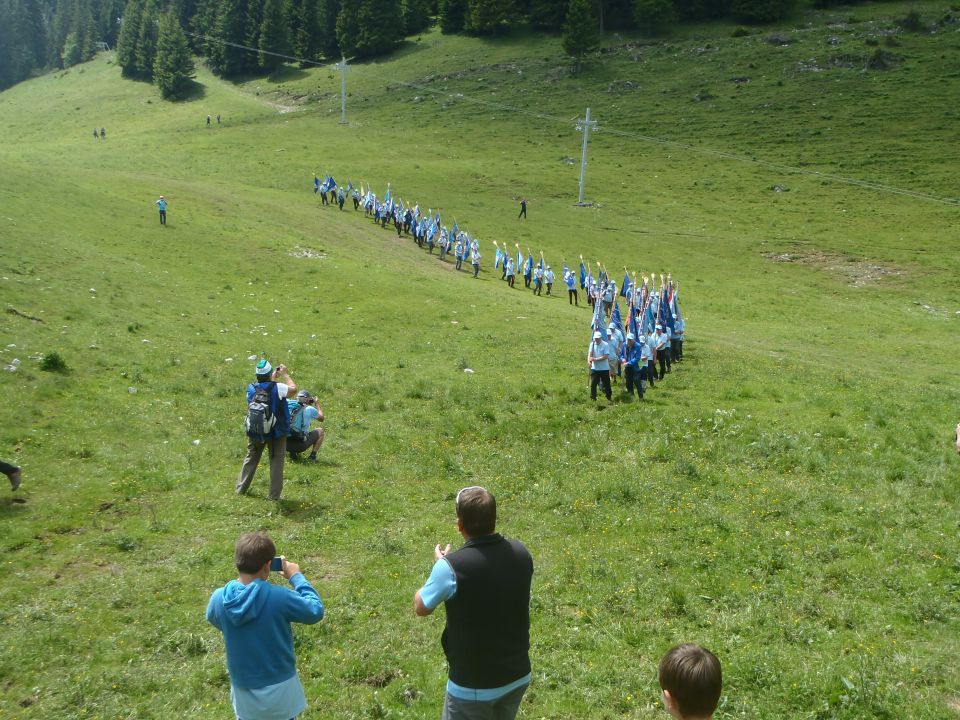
[277,498,331,520]
[170,79,207,102]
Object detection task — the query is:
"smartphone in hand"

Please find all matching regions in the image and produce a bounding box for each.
[270,557,283,572]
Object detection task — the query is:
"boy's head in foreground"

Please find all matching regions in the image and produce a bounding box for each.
[658,644,722,719]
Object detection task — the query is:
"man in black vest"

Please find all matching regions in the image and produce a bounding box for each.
[414,486,533,720]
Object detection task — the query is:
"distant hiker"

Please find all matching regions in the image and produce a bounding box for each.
[155,195,167,226]
[237,359,297,500]
[505,257,516,288]
[1,460,21,491]
[471,249,481,278]
[93,128,99,140]
[207,115,211,126]
[518,198,527,219]
[100,127,105,140]
[532,264,543,296]
[286,390,325,462]
[337,186,345,210]
[217,113,221,124]
[544,266,555,295]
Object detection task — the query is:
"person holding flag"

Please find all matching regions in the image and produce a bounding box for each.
[563,265,578,305]
[532,263,544,296]
[523,251,534,289]
[544,266,555,296]
[505,256,516,288]
[622,333,647,400]
[471,247,481,278]
[587,331,613,401]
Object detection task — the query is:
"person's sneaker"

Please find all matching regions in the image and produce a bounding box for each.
[9,468,21,491]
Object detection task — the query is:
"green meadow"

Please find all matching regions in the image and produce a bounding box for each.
[0,1,958,717]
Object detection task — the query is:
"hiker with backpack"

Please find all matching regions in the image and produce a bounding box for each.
[286,390,325,462]
[237,359,297,501]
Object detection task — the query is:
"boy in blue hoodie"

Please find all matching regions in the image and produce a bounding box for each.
[207,532,325,720]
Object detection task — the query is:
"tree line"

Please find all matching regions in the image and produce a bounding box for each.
[0,0,901,95]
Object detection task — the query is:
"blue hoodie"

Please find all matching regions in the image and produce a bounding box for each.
[206,574,324,689]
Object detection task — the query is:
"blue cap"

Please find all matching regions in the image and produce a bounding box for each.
[256,359,273,376]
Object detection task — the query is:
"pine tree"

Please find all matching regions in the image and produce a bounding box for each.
[135,0,160,77]
[730,0,793,23]
[466,0,516,33]
[292,0,321,64]
[259,0,292,71]
[117,0,144,75]
[337,0,400,58]
[335,0,359,56]
[154,7,195,98]
[527,0,566,30]
[633,0,672,35]
[562,0,598,71]
[210,0,255,74]
[317,0,341,57]
[11,0,48,81]
[438,0,467,32]
[402,0,431,34]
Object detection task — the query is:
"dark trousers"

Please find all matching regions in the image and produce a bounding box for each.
[625,365,644,397]
[533,281,542,295]
[0,460,18,476]
[456,257,463,270]
[546,283,552,295]
[646,361,656,387]
[658,350,671,379]
[472,263,479,277]
[591,370,612,400]
[508,275,515,287]
[159,211,166,225]
[673,340,683,361]
[524,275,531,288]
[568,289,578,305]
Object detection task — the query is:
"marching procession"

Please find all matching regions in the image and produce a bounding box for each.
[313,174,685,401]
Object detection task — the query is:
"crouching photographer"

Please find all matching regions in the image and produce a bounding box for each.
[287,390,325,462]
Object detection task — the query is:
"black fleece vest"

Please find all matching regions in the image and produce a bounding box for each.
[441,533,533,688]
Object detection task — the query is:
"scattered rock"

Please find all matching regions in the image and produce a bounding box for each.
[770,184,790,192]
[4,358,20,372]
[128,387,137,394]
[224,357,234,362]
[463,368,474,373]
[730,76,751,84]
[193,439,201,446]
[288,246,326,259]
[827,35,841,45]
[765,33,792,45]
[560,156,576,165]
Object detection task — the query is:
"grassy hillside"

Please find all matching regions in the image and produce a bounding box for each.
[0,2,958,718]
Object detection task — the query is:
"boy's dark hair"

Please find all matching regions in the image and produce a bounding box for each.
[658,644,722,718]
[235,532,276,574]
[456,487,497,536]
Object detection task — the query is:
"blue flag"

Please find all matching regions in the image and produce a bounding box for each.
[620,272,630,297]
[611,301,624,336]
[579,261,586,289]
[495,248,503,269]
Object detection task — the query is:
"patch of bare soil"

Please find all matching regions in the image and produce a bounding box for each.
[762,249,904,287]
